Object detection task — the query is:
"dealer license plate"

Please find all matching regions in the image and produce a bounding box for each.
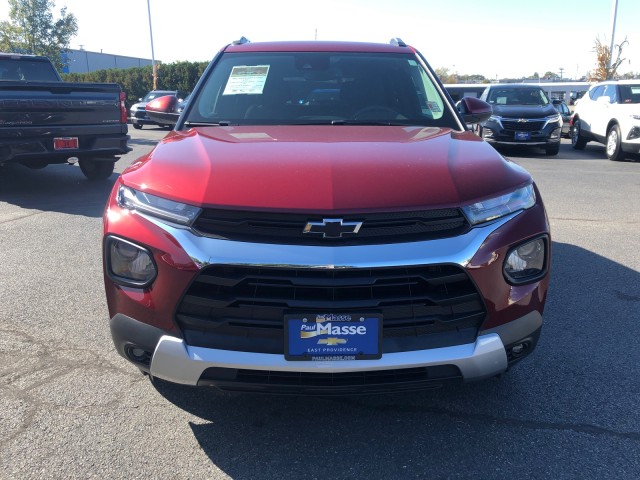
[515,131,530,141]
[53,137,79,150]
[285,313,382,361]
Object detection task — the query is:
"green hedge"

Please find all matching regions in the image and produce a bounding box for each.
[62,61,209,108]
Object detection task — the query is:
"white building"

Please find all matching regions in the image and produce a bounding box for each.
[62,48,155,74]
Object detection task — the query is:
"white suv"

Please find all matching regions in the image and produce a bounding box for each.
[571,80,640,161]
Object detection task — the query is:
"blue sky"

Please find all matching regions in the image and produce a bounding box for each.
[2,0,639,79]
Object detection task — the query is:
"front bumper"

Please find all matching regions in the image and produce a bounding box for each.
[111,311,542,393]
[105,201,550,393]
[481,118,562,147]
[130,110,161,126]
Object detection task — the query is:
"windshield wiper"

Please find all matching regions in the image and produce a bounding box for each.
[332,119,426,126]
[183,120,237,127]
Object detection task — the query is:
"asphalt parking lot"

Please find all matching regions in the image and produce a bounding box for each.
[1,127,639,479]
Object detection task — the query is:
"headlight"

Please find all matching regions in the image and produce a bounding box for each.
[545,114,561,125]
[117,184,202,226]
[504,236,548,284]
[130,105,138,112]
[462,184,536,225]
[105,236,157,287]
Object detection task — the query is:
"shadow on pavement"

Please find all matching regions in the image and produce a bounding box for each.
[149,240,640,479]
[0,162,117,218]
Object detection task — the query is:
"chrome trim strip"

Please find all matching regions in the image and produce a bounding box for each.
[487,141,552,146]
[150,333,509,385]
[136,210,521,269]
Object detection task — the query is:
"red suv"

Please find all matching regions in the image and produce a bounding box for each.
[103,39,551,394]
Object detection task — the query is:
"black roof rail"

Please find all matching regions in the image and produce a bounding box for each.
[232,36,250,45]
[389,38,407,47]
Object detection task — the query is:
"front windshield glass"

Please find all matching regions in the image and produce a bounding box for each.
[184,52,457,127]
[487,88,550,106]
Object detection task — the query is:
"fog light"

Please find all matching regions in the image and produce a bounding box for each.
[550,127,561,139]
[125,345,152,366]
[131,347,146,358]
[504,236,548,284]
[627,127,640,141]
[106,236,157,287]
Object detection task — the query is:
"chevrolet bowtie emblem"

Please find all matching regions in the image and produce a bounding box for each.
[303,218,363,238]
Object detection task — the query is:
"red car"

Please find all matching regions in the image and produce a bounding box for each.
[103,39,550,394]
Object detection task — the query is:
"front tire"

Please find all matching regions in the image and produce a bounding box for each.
[571,119,587,150]
[606,124,625,161]
[132,122,142,130]
[545,144,560,156]
[79,159,115,180]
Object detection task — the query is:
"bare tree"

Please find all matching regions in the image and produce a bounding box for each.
[589,36,629,81]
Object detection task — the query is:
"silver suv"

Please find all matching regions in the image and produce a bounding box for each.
[571,80,640,161]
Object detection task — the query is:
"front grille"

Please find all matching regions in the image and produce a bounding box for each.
[175,264,486,353]
[197,365,463,395]
[502,120,545,132]
[192,208,470,245]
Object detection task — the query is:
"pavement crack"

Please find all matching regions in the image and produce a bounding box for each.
[0,327,142,448]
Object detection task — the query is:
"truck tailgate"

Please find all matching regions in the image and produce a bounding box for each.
[0,81,123,127]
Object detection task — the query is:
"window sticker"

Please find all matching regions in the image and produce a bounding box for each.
[427,101,442,113]
[223,65,270,95]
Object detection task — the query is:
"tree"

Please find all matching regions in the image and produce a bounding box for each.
[435,67,457,84]
[0,0,78,72]
[589,36,628,81]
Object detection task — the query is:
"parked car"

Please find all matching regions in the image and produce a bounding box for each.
[105,39,551,395]
[570,80,640,161]
[175,93,191,114]
[478,84,563,155]
[552,99,572,137]
[129,90,188,129]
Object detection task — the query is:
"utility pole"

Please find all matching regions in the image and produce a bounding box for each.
[559,67,564,80]
[608,0,619,69]
[147,0,157,89]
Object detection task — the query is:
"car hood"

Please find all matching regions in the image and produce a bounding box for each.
[121,125,531,211]
[131,101,148,110]
[491,104,557,119]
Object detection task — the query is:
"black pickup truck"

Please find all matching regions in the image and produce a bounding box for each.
[0,53,131,180]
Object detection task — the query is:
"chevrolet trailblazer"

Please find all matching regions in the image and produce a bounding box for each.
[103,39,551,395]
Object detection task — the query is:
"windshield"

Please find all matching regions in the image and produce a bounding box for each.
[183,51,457,127]
[487,87,550,106]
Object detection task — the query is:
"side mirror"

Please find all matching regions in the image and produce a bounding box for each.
[138,97,143,102]
[146,95,180,126]
[457,96,492,124]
